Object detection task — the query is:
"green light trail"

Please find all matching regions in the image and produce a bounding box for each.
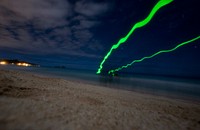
[108,36,200,74]
[96,0,173,74]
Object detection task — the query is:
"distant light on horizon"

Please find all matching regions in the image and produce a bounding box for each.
[17,63,31,67]
[0,61,8,65]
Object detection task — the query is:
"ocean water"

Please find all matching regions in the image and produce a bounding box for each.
[1,65,200,101]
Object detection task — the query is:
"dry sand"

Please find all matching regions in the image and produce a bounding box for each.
[0,69,200,130]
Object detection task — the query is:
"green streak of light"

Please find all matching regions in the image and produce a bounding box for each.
[108,36,200,74]
[96,0,173,74]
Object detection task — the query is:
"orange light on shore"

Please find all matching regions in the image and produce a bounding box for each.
[0,61,8,65]
[17,63,31,67]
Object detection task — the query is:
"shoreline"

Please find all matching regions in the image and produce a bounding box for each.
[0,69,200,130]
[1,67,200,103]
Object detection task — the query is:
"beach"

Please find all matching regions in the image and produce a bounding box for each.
[0,69,200,130]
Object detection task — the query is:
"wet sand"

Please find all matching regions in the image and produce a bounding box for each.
[0,69,200,130]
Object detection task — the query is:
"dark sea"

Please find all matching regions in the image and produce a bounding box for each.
[1,65,200,102]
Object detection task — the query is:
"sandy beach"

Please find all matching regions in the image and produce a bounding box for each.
[0,69,200,130]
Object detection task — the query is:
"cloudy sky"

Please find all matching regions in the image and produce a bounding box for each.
[0,0,199,77]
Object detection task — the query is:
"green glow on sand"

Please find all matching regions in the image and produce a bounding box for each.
[108,36,200,74]
[96,0,173,74]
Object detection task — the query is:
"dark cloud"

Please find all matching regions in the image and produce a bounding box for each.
[75,0,110,17]
[0,0,111,58]
[0,0,70,28]
[72,19,100,30]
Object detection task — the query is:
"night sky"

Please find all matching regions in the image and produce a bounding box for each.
[0,0,200,77]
